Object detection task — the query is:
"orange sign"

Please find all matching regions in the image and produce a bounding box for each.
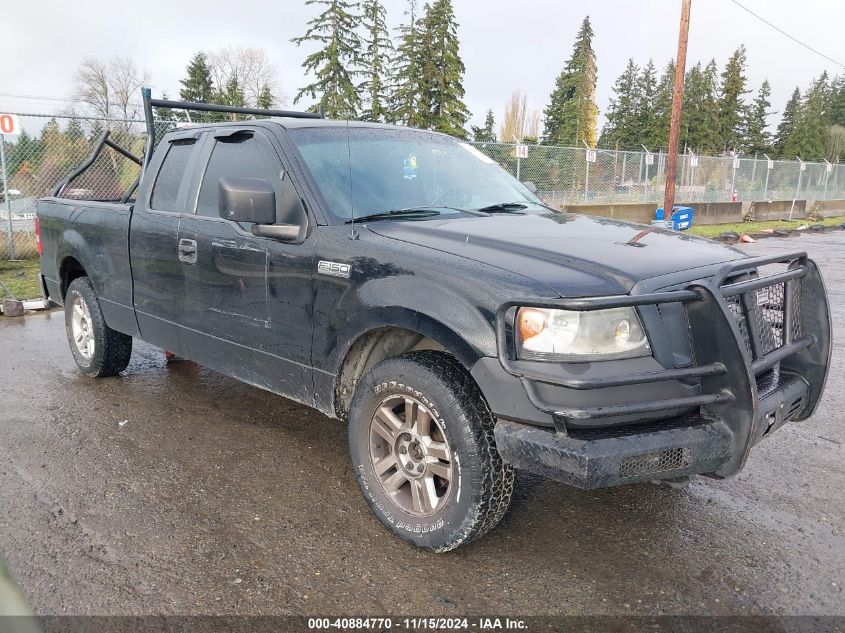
[0,114,20,135]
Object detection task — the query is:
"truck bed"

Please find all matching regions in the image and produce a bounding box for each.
[37,197,138,336]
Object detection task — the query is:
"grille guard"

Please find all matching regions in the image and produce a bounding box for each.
[495,251,832,477]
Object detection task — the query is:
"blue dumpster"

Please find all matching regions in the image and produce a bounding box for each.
[655,205,694,231]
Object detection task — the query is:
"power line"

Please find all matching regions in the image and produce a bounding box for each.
[0,92,73,102]
[730,0,844,69]
[0,91,145,109]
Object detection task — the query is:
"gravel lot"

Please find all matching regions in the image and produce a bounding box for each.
[0,233,842,619]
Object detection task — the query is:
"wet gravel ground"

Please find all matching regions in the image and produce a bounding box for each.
[0,233,843,617]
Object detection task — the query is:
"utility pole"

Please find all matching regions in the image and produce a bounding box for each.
[662,0,692,223]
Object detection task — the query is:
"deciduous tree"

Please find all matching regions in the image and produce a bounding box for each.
[209,46,283,108]
[74,56,150,136]
[500,91,529,143]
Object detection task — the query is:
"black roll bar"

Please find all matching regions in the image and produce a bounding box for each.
[50,130,143,198]
[51,89,325,201]
[140,88,323,176]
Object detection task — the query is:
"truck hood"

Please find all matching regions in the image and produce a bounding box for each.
[366,212,746,296]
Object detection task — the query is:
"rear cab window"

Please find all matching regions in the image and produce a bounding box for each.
[149,138,197,212]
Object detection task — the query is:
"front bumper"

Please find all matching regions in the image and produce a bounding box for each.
[476,252,831,488]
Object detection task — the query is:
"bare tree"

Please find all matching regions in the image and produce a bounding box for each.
[526,110,541,142]
[74,58,112,119]
[74,56,150,134]
[827,125,845,163]
[500,91,541,143]
[208,46,284,107]
[109,57,149,121]
[500,91,528,143]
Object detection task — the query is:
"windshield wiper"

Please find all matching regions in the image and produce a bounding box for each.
[475,201,529,214]
[344,207,444,224]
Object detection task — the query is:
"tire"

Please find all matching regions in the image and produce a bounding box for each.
[348,351,514,552]
[64,276,132,377]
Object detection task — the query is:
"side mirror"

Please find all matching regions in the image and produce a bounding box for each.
[522,181,538,194]
[218,175,307,242]
[219,177,276,224]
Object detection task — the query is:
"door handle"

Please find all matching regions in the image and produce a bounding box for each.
[178,238,197,264]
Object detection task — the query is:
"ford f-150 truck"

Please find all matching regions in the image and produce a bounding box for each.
[36,91,832,552]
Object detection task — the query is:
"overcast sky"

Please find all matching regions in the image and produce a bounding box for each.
[1,0,843,136]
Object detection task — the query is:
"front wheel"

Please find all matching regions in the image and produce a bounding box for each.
[348,351,514,552]
[65,276,132,377]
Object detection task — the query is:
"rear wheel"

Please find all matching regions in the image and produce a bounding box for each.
[65,276,132,377]
[348,351,514,552]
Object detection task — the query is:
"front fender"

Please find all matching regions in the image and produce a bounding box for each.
[319,268,501,376]
[331,304,485,375]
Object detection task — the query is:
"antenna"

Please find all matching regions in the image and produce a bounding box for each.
[346,119,357,240]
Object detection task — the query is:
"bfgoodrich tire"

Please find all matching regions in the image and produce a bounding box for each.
[348,351,514,552]
[64,276,132,377]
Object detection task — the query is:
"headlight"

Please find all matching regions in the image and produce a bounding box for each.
[516,306,650,361]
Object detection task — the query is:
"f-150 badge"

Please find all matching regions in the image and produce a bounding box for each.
[318,260,351,279]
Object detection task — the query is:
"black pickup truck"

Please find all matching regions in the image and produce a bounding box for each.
[37,92,831,552]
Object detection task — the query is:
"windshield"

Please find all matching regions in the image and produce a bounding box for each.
[288,126,542,222]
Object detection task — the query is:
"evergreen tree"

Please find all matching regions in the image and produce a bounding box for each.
[220,75,246,109]
[681,60,720,153]
[599,59,640,147]
[471,109,496,142]
[7,130,43,177]
[829,74,845,127]
[60,119,87,170]
[389,0,421,125]
[256,83,275,109]
[680,62,704,149]
[542,16,598,146]
[635,59,658,148]
[785,73,830,161]
[774,87,802,157]
[360,0,392,122]
[416,0,470,137]
[179,52,215,102]
[743,80,772,154]
[154,90,180,122]
[292,0,363,119]
[646,59,675,149]
[179,52,215,121]
[718,45,750,152]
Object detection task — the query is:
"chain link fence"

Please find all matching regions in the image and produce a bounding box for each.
[468,141,845,210]
[2,113,844,262]
[1,114,177,261]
